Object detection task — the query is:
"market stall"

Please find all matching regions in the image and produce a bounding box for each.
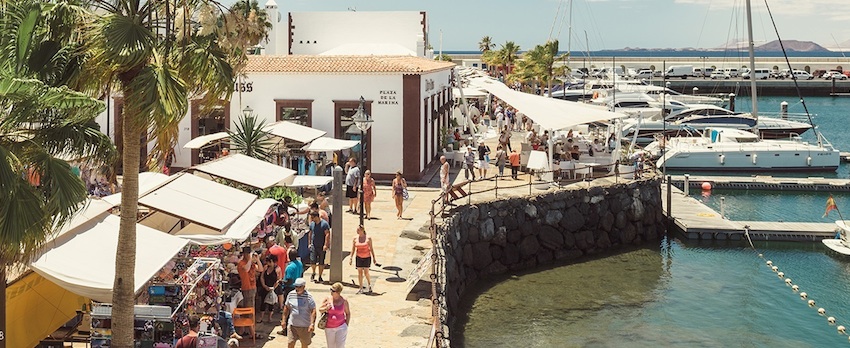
[189,153,297,189]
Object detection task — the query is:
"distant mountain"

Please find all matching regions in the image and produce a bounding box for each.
[755,40,829,52]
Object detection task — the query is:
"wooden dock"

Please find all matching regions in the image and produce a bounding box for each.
[662,184,838,241]
[668,174,850,192]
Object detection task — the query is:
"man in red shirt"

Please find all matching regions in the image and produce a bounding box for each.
[237,247,262,311]
[508,149,521,179]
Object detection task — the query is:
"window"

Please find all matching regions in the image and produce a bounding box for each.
[275,99,313,126]
[191,101,230,165]
[334,100,372,169]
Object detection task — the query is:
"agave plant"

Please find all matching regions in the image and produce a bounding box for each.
[228,114,274,162]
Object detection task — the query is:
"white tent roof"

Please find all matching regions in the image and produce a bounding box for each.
[288,175,334,188]
[140,198,277,245]
[527,150,551,171]
[264,121,326,144]
[190,154,296,189]
[183,132,230,149]
[468,77,626,130]
[301,137,360,152]
[452,87,488,99]
[138,173,257,231]
[30,214,188,303]
[102,172,171,207]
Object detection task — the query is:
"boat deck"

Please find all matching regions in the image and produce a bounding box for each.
[667,174,850,192]
[662,183,837,241]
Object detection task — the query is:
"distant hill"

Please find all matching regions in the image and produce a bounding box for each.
[755,40,829,52]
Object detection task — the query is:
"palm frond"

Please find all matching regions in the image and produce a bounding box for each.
[227,114,273,161]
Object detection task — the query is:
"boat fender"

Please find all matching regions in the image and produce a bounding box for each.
[807,156,812,166]
[719,154,725,165]
[752,154,757,165]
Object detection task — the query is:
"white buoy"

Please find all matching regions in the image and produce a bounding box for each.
[838,325,845,334]
[792,284,799,291]
[777,272,784,278]
[819,308,826,315]
[759,253,763,257]
[771,266,779,272]
[767,260,773,266]
[801,292,808,299]
[785,278,793,285]
[829,316,836,324]
[808,299,816,307]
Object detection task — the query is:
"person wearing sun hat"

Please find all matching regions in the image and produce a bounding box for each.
[283,278,316,346]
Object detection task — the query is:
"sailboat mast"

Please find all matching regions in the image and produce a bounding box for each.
[745,0,759,134]
[567,0,573,68]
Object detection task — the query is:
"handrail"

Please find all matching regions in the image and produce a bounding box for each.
[424,163,656,347]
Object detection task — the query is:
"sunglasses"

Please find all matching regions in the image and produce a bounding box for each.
[329,288,337,292]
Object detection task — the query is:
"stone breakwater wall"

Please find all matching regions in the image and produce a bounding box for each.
[436,178,665,342]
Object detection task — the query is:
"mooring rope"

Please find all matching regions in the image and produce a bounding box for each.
[743,226,850,341]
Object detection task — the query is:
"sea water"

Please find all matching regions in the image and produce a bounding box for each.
[459,97,850,347]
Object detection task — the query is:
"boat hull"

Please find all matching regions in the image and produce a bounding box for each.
[822,239,850,255]
[656,144,840,172]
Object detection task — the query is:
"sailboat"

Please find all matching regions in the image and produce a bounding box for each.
[652,0,840,172]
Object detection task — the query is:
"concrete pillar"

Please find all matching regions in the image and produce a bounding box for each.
[728,93,736,112]
[329,166,344,283]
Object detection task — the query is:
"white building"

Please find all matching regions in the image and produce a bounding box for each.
[96,5,453,182]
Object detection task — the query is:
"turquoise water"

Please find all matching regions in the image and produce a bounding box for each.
[459,239,850,348]
[460,96,850,347]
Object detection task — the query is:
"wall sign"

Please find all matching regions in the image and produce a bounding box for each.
[425,79,435,92]
[378,90,399,105]
[234,82,253,93]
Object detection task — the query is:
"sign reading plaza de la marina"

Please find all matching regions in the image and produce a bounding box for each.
[378,90,399,105]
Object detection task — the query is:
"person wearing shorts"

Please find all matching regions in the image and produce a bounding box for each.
[283,278,316,347]
[308,211,330,283]
[477,142,490,178]
[345,158,360,213]
[349,225,377,294]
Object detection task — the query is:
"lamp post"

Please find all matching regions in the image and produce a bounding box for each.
[242,105,253,119]
[352,96,373,226]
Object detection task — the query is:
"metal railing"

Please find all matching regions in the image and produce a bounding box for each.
[424,164,656,347]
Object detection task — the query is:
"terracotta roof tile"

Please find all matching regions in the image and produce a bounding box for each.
[243,55,455,74]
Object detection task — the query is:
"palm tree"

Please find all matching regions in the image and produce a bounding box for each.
[497,41,521,76]
[0,1,115,345]
[228,114,273,161]
[221,0,273,73]
[478,36,495,53]
[78,1,261,344]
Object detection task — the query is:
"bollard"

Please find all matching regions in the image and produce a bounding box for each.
[728,93,736,112]
[683,174,690,196]
[692,86,699,95]
[720,196,726,219]
[780,101,788,120]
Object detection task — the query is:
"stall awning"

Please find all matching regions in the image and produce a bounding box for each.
[527,150,551,171]
[301,137,360,152]
[168,198,278,245]
[452,87,488,99]
[264,121,326,144]
[190,154,296,189]
[30,214,189,303]
[183,132,230,149]
[6,272,88,348]
[138,173,257,231]
[102,172,171,207]
[468,77,626,130]
[288,175,334,187]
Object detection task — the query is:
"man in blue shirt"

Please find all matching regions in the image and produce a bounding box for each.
[308,211,330,284]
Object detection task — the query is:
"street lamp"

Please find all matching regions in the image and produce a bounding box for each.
[242,105,253,119]
[352,96,373,226]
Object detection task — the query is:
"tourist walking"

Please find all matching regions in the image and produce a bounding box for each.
[362,170,376,219]
[508,149,521,179]
[283,278,316,347]
[463,146,476,180]
[321,282,351,348]
[499,128,512,152]
[259,255,282,323]
[237,247,261,310]
[477,142,490,178]
[279,248,303,335]
[391,171,408,219]
[439,155,453,206]
[345,158,360,214]
[495,145,506,177]
[308,211,330,283]
[350,225,377,293]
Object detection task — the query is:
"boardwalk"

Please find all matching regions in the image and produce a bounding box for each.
[662,183,837,241]
[668,174,850,192]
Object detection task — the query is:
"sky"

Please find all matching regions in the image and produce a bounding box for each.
[220,0,850,51]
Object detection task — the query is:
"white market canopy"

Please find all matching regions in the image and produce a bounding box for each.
[527,150,551,171]
[183,132,230,149]
[468,77,627,130]
[137,173,277,245]
[264,121,326,144]
[452,87,488,99]
[30,213,189,303]
[190,154,296,189]
[288,175,333,188]
[300,137,360,152]
[102,172,171,207]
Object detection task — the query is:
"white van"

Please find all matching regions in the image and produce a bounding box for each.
[722,68,740,77]
[742,68,770,80]
[664,65,693,79]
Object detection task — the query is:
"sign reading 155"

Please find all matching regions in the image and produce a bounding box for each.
[235,82,253,92]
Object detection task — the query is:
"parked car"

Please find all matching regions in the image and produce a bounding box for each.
[742,68,770,80]
[824,71,848,80]
[633,69,654,79]
[790,70,813,80]
[710,70,730,79]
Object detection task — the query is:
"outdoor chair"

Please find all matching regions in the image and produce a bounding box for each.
[232,307,256,346]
